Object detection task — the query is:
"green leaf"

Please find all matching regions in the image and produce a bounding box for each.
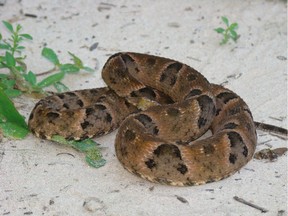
[16,46,25,50]
[53,81,70,92]
[24,71,37,85]
[3,21,14,33]
[0,42,11,50]
[41,47,60,65]
[0,81,5,89]
[82,66,94,73]
[230,30,238,41]
[0,33,2,40]
[230,23,238,30]
[16,24,22,32]
[36,71,65,88]
[0,74,9,79]
[1,76,30,97]
[85,148,106,168]
[56,136,99,152]
[51,135,106,168]
[214,27,225,34]
[0,112,5,122]
[1,78,15,88]
[60,63,80,73]
[0,122,29,139]
[221,16,229,26]
[19,33,33,40]
[4,88,22,98]
[15,65,25,73]
[68,52,83,68]
[5,52,16,67]
[18,37,24,43]
[0,89,29,139]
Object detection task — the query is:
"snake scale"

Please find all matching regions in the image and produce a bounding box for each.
[29,52,257,186]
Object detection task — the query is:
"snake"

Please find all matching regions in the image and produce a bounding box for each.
[28,52,258,186]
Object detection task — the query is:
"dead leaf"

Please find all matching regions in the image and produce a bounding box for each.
[254,148,287,161]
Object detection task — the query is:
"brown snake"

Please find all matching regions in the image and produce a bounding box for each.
[29,52,258,186]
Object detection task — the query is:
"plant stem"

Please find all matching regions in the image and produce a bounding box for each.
[11,33,18,56]
[36,67,57,76]
[10,66,32,92]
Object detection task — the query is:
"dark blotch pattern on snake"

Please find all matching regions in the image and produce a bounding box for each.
[29,52,257,186]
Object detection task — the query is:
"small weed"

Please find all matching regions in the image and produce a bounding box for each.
[0,21,94,98]
[0,21,105,168]
[214,16,239,45]
[0,89,29,139]
[52,135,106,168]
[0,20,94,139]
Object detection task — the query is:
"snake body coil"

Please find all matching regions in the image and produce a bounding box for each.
[29,52,257,186]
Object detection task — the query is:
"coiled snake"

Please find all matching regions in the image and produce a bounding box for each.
[29,52,258,186]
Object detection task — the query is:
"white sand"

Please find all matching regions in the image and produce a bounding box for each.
[0,0,287,215]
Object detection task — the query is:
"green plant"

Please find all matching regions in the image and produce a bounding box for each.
[0,89,29,139]
[214,16,239,45]
[0,21,105,167]
[0,20,94,139]
[0,21,93,98]
[52,135,106,168]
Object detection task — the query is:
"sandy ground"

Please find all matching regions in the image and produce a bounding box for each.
[0,0,287,215]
